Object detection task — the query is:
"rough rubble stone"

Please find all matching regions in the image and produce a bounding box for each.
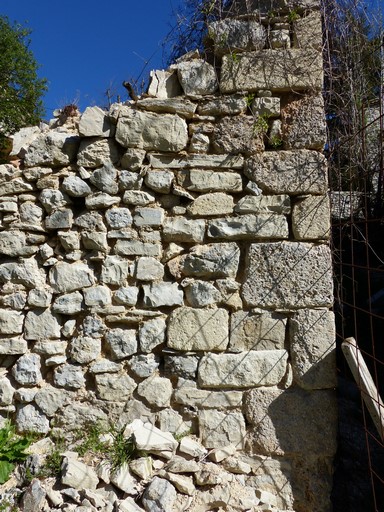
[113,286,139,306]
[77,138,120,168]
[187,192,234,217]
[0,310,24,335]
[164,354,199,380]
[148,152,244,169]
[0,337,28,354]
[110,462,138,494]
[213,115,264,154]
[147,69,182,99]
[137,376,173,408]
[123,190,155,206]
[139,317,166,353]
[116,107,188,152]
[209,18,266,55]
[49,262,95,293]
[129,354,159,379]
[207,213,289,240]
[230,310,287,352]
[290,309,336,390]
[137,97,197,118]
[105,328,137,360]
[235,194,290,214]
[23,132,80,167]
[16,404,50,434]
[100,256,130,285]
[62,176,92,197]
[61,457,99,490]
[142,476,177,512]
[79,106,115,137]
[39,189,69,213]
[74,211,107,231]
[198,95,247,116]
[34,385,68,417]
[199,410,246,449]
[54,364,85,389]
[163,218,205,243]
[20,478,47,512]
[12,353,42,386]
[53,292,83,316]
[95,373,136,401]
[45,208,73,230]
[184,280,220,307]
[179,169,243,193]
[242,242,333,309]
[134,207,165,227]
[174,386,243,408]
[251,96,281,117]
[198,350,288,388]
[0,377,15,405]
[293,11,323,51]
[130,419,178,453]
[143,282,184,308]
[115,240,159,259]
[90,162,119,194]
[135,257,164,281]
[145,170,174,193]
[292,195,331,240]
[176,60,218,96]
[120,148,146,170]
[83,285,111,306]
[0,231,29,257]
[24,308,61,340]
[177,242,240,279]
[69,336,101,363]
[167,307,229,351]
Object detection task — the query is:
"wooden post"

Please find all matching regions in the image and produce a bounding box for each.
[342,337,384,441]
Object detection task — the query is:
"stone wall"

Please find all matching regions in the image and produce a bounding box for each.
[1,1,336,511]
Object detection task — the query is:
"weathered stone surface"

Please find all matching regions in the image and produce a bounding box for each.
[74,211,106,231]
[135,257,164,281]
[198,350,288,388]
[242,242,333,308]
[294,11,323,51]
[0,259,46,289]
[235,194,290,214]
[220,49,323,93]
[24,309,61,340]
[134,207,165,227]
[148,153,244,169]
[251,96,281,117]
[83,286,111,306]
[95,373,136,401]
[137,376,173,408]
[20,479,47,511]
[23,132,79,167]
[184,280,220,308]
[90,162,118,194]
[54,364,85,389]
[34,385,68,417]
[81,231,108,252]
[290,309,336,389]
[198,95,247,116]
[176,60,218,96]
[230,310,287,352]
[116,107,188,152]
[147,69,182,99]
[100,256,129,285]
[130,419,178,454]
[164,354,199,380]
[0,231,29,257]
[139,317,166,353]
[245,387,337,456]
[145,170,174,194]
[49,262,95,293]
[282,94,326,149]
[177,243,240,278]
[245,150,328,195]
[129,354,159,379]
[77,138,120,168]
[207,214,289,239]
[45,208,73,230]
[199,410,246,449]
[167,307,229,351]
[237,0,320,14]
[163,218,205,243]
[105,207,133,229]
[62,176,92,197]
[113,286,139,306]
[0,337,28,354]
[120,148,146,171]
[79,106,115,137]
[115,240,161,258]
[174,386,243,408]
[213,115,264,154]
[16,404,49,434]
[61,457,99,490]
[179,169,243,192]
[292,195,331,240]
[69,336,101,364]
[0,377,14,405]
[143,282,184,308]
[137,97,197,118]
[142,476,177,512]
[209,18,266,55]
[123,190,155,206]
[187,192,234,217]
[39,189,69,213]
[105,328,137,360]
[34,340,67,355]
[0,310,24,335]
[85,192,121,209]
[10,126,40,156]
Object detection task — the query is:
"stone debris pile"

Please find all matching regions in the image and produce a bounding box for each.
[0,1,336,510]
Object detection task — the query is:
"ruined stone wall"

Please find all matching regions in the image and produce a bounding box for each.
[0,1,336,510]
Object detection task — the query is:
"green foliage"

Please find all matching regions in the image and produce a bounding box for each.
[245,92,256,108]
[0,16,47,150]
[287,9,300,22]
[108,430,141,471]
[0,421,32,484]
[253,113,270,136]
[75,423,109,458]
[268,134,283,149]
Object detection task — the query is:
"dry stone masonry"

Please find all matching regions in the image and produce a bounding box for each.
[0,1,336,511]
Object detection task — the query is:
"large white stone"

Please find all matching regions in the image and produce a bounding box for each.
[135,257,164,281]
[0,310,24,335]
[139,317,166,353]
[199,410,246,449]
[79,106,115,137]
[207,214,289,239]
[100,256,129,285]
[77,137,120,168]
[292,195,331,240]
[148,153,244,169]
[143,282,184,308]
[137,376,173,408]
[209,18,266,56]
[12,354,42,386]
[187,193,234,217]
[23,132,79,167]
[179,169,243,193]
[69,336,101,363]
[16,404,50,434]
[177,243,240,278]
[24,309,61,340]
[105,328,137,360]
[130,420,178,453]
[163,218,205,243]
[95,373,136,401]
[230,310,287,352]
[61,457,99,490]
[176,60,218,96]
[49,262,95,293]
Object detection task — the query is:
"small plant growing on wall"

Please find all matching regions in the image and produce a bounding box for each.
[0,421,32,484]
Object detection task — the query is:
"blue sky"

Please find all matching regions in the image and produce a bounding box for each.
[1,0,183,118]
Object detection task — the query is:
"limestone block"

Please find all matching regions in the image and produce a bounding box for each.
[293,11,323,51]
[167,307,229,351]
[189,132,210,153]
[242,242,333,309]
[237,0,320,13]
[16,404,49,434]
[292,195,331,240]
[85,192,120,209]
[0,231,29,257]
[62,176,91,197]
[89,359,121,374]
[163,218,206,243]
[74,211,106,231]
[230,310,287,352]
[134,207,165,227]
[129,354,159,378]
[0,337,28,354]
[35,385,68,417]
[105,328,137,360]
[23,132,80,167]
[207,213,289,240]
[2,291,27,310]
[157,411,191,437]
[116,107,188,152]
[143,282,184,308]
[178,242,240,279]
[209,18,266,56]
[145,170,174,194]
[213,115,264,154]
[114,240,161,258]
[12,354,42,386]
[39,189,69,213]
[139,317,166,353]
[45,208,73,230]
[52,291,83,315]
[137,376,173,408]
[90,162,118,194]
[110,462,138,494]
[34,340,67,355]
[129,419,178,453]
[282,94,327,150]
[251,96,281,117]
[0,259,46,289]
[142,477,177,512]
[198,350,288,388]
[198,95,247,116]
[270,28,290,48]
[245,150,328,195]
[220,50,323,93]
[244,387,337,456]
[105,208,133,229]
[95,373,136,401]
[0,378,14,405]
[120,148,146,171]
[235,194,290,215]
[101,256,130,285]
[61,458,99,490]
[184,280,220,307]
[176,60,218,96]
[114,287,139,306]
[10,126,40,157]
[164,354,199,380]
[0,310,24,335]
[77,137,120,168]
[135,257,164,281]
[0,178,33,196]
[137,97,197,118]
[179,438,208,459]
[148,152,244,169]
[179,169,243,193]
[79,106,115,137]
[54,364,85,389]
[81,231,108,252]
[174,387,243,408]
[216,278,243,310]
[199,410,246,449]
[123,190,155,206]
[49,262,95,293]
[83,286,111,307]
[119,170,144,191]
[290,309,336,389]
[187,192,234,218]
[24,309,61,340]
[69,336,101,364]
[147,69,182,99]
